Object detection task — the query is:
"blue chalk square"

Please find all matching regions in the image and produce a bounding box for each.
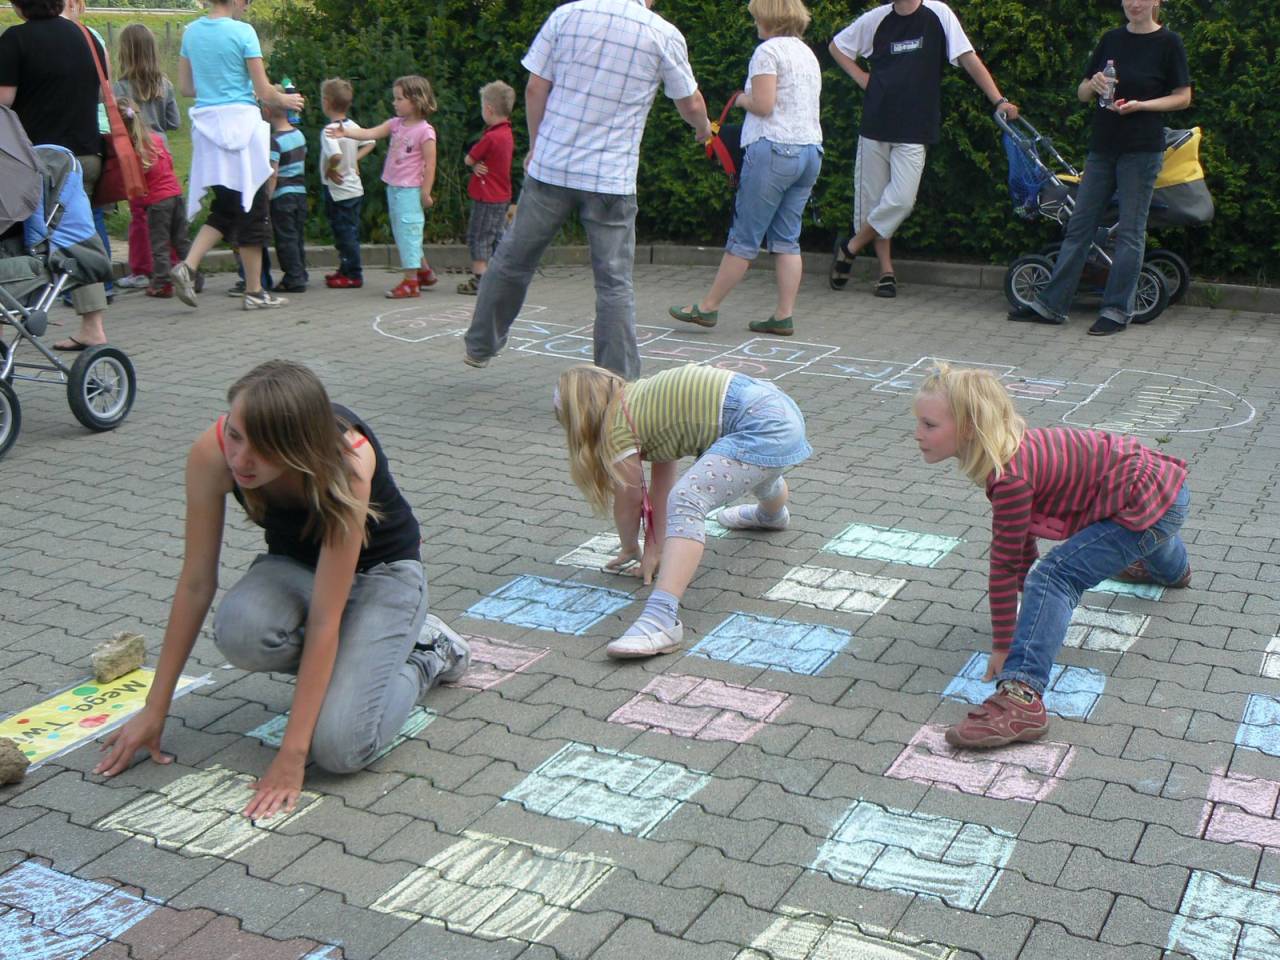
[812,800,1016,911]
[1167,870,1280,960]
[942,652,1106,719]
[503,741,710,838]
[688,612,855,676]
[823,522,962,568]
[1087,577,1165,601]
[465,575,632,635]
[1236,694,1280,757]
[248,706,435,762]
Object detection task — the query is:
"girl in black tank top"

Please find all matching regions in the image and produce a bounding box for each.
[96,361,465,819]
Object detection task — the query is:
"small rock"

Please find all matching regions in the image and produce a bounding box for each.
[0,739,29,784]
[92,631,146,684]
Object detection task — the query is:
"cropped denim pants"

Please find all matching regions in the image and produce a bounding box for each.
[212,554,431,774]
[726,139,822,259]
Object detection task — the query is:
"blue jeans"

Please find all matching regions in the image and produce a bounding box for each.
[998,483,1190,694]
[464,175,639,379]
[1036,150,1163,324]
[726,139,822,259]
[710,374,812,467]
[325,192,363,280]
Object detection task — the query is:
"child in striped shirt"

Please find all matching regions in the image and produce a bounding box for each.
[265,88,309,292]
[556,363,811,659]
[913,363,1191,749]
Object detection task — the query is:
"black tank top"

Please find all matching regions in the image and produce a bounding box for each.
[222,404,421,571]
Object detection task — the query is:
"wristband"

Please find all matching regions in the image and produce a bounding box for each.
[994,96,1010,108]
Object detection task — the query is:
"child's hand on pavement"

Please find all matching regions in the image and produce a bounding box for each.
[604,546,641,576]
[983,649,1009,681]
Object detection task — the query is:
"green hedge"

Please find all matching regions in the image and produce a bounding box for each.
[270,0,1278,281]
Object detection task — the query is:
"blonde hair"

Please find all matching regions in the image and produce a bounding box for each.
[394,75,437,119]
[116,98,156,168]
[480,80,515,118]
[748,0,811,37]
[227,360,381,546]
[118,24,165,103]
[321,77,354,112]
[916,362,1025,485]
[556,365,628,515]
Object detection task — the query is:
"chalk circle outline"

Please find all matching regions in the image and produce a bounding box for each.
[373,303,548,344]
[1062,368,1257,435]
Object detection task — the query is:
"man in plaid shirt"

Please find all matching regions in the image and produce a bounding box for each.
[464,0,712,379]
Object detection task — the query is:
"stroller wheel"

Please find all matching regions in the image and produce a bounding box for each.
[1144,249,1190,304]
[0,380,20,459]
[1004,255,1054,311]
[67,345,136,432]
[1131,265,1171,325]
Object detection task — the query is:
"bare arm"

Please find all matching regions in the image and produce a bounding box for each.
[958,51,1019,119]
[828,41,869,90]
[247,58,303,112]
[735,74,777,118]
[612,454,645,555]
[178,57,195,99]
[356,142,376,160]
[525,73,552,160]
[1115,85,1192,114]
[329,119,393,142]
[0,87,14,108]
[420,139,437,207]
[674,90,712,142]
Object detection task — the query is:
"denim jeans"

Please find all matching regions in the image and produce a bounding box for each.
[726,139,822,259]
[1036,150,1163,325]
[212,554,433,774]
[998,483,1190,694]
[325,192,363,280]
[465,175,639,379]
[271,193,309,288]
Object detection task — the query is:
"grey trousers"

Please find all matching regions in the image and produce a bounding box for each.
[464,175,640,379]
[212,554,431,774]
[71,154,108,314]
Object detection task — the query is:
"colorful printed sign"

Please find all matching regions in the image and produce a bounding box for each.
[0,669,208,767]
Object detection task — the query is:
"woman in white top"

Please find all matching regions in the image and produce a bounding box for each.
[669,0,822,337]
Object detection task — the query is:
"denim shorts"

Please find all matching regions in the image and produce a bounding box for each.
[725,139,823,260]
[708,373,811,467]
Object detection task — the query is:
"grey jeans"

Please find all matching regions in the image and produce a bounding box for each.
[212,554,431,774]
[464,175,640,379]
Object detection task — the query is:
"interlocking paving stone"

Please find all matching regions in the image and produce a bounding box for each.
[822,523,962,568]
[1237,694,1280,756]
[734,905,959,959]
[94,765,323,858]
[606,673,790,743]
[688,612,855,676]
[369,830,614,943]
[1064,606,1150,653]
[502,741,710,838]
[884,723,1075,803]
[1262,636,1280,679]
[247,707,434,761]
[1166,870,1280,959]
[1197,769,1280,849]
[0,861,156,940]
[942,653,1107,720]
[447,636,552,691]
[464,575,632,635]
[763,565,907,615]
[810,800,1017,911]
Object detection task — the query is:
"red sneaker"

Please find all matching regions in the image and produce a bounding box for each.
[324,271,341,283]
[1111,560,1191,589]
[326,275,363,289]
[145,283,174,298]
[417,267,438,288]
[945,682,1049,749]
[385,279,420,299]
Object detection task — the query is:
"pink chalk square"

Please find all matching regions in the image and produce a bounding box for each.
[1198,771,1280,850]
[885,724,1075,803]
[446,635,551,691]
[607,674,790,744]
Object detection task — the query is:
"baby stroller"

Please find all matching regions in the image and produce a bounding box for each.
[996,110,1214,322]
[0,105,137,460]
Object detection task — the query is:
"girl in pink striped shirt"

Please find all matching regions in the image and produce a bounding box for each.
[914,363,1191,749]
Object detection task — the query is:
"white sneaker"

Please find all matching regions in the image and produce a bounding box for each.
[243,290,289,310]
[606,616,683,659]
[170,262,198,307]
[716,504,790,531]
[416,614,471,683]
[117,273,150,289]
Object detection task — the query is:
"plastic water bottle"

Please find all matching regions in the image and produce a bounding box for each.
[282,76,301,124]
[1099,60,1117,110]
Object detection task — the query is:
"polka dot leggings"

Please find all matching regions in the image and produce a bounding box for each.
[666,454,785,544]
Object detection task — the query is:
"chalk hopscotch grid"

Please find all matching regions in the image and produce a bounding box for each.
[465,574,633,636]
[0,860,157,951]
[1197,770,1280,850]
[943,652,1107,720]
[688,612,855,677]
[371,830,614,943]
[1166,870,1280,960]
[449,635,552,691]
[811,800,1017,912]
[248,706,434,761]
[764,564,907,615]
[1236,694,1280,757]
[502,741,710,838]
[734,905,958,959]
[822,522,963,569]
[1063,605,1150,654]
[1262,636,1280,680]
[95,764,323,858]
[607,673,791,744]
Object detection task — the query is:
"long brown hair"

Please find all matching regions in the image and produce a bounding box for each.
[227,360,381,545]
[556,365,627,515]
[118,24,165,103]
[116,98,156,168]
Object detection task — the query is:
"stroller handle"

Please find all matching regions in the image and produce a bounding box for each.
[993,109,1044,143]
[994,110,1080,180]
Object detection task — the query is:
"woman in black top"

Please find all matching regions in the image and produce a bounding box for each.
[96,360,468,819]
[1012,0,1191,336]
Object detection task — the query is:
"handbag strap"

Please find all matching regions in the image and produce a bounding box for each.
[73,21,122,119]
[618,391,656,542]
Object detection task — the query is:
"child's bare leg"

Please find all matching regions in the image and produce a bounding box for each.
[653,537,705,602]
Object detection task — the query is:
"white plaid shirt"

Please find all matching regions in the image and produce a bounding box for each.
[522,0,698,195]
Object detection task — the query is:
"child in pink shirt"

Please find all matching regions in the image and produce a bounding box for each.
[329,75,439,298]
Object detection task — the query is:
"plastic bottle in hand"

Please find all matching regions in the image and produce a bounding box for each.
[1099,60,1117,110]
[282,76,301,125]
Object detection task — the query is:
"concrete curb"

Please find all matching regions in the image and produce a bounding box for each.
[119,242,1279,315]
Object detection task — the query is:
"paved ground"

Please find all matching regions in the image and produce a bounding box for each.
[1,260,1278,960]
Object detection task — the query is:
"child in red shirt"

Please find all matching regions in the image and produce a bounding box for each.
[914,363,1191,748]
[457,81,515,295]
[119,98,191,298]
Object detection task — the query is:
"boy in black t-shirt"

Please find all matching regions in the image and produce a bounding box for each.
[828,0,1017,298]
